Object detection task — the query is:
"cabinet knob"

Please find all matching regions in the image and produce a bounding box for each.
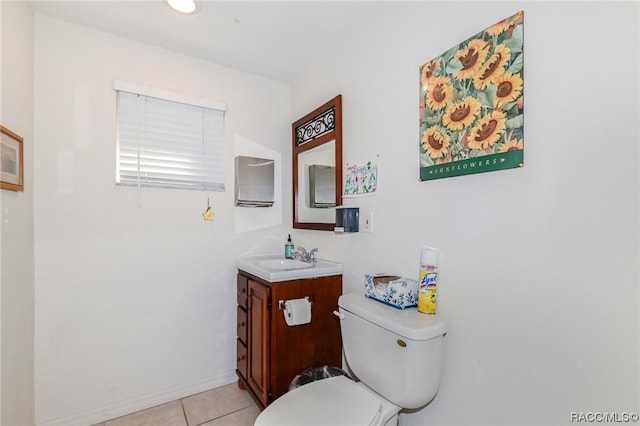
[237,321,245,328]
[237,355,245,362]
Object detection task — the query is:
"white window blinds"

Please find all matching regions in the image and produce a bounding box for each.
[115,81,226,191]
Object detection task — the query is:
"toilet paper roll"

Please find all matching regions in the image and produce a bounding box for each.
[284,298,312,326]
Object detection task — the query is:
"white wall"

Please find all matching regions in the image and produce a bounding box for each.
[33,15,291,425]
[0,1,36,425]
[291,2,640,425]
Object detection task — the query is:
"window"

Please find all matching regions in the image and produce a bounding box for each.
[115,80,226,191]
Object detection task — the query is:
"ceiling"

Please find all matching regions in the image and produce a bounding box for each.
[30,0,381,84]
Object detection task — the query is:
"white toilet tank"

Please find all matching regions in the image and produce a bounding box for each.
[338,292,446,409]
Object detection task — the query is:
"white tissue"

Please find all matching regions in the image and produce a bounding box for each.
[284,298,312,326]
[374,282,389,296]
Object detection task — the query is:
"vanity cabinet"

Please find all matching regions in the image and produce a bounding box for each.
[236,270,342,409]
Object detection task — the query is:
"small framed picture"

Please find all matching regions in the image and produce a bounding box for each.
[1,125,24,191]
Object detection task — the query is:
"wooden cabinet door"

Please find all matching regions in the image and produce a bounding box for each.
[269,275,343,399]
[247,279,271,406]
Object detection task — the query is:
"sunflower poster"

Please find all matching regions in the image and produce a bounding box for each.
[419,11,524,181]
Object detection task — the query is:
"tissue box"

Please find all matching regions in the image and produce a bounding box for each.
[365,274,418,309]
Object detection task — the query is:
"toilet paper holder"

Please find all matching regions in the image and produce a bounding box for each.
[278,297,313,311]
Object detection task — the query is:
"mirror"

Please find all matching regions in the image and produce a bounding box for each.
[293,95,342,231]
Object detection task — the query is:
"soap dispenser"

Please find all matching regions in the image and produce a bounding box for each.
[285,234,294,259]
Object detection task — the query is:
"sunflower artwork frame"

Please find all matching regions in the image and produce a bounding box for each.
[419,11,524,181]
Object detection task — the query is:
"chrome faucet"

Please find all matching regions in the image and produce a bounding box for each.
[293,246,318,263]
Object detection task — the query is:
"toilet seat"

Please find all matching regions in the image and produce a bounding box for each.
[254,375,382,426]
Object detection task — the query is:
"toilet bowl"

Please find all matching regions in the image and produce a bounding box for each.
[254,375,394,426]
[254,292,446,426]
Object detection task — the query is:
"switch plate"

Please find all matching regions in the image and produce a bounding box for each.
[363,212,373,232]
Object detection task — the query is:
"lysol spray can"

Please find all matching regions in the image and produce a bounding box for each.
[418,246,439,314]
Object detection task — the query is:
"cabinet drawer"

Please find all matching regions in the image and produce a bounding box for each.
[237,306,247,344]
[237,275,248,308]
[237,339,248,380]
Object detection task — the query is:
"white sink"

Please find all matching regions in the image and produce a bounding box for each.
[257,259,313,270]
[237,255,343,282]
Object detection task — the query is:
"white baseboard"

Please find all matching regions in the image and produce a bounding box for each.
[37,371,238,426]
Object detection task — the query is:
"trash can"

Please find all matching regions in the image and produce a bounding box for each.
[288,365,351,391]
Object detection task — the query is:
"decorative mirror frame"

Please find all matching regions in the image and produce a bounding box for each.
[292,95,342,231]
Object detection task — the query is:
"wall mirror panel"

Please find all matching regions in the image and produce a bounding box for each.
[293,95,342,231]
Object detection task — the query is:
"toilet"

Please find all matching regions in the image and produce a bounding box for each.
[254,292,447,426]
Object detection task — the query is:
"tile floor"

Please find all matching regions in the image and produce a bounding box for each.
[94,383,260,426]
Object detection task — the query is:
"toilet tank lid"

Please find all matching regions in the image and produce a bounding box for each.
[338,292,446,341]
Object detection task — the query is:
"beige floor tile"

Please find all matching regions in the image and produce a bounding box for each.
[105,400,187,426]
[182,383,255,426]
[200,405,260,426]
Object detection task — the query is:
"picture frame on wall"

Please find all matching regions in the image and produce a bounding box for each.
[1,125,24,191]
[419,11,524,181]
